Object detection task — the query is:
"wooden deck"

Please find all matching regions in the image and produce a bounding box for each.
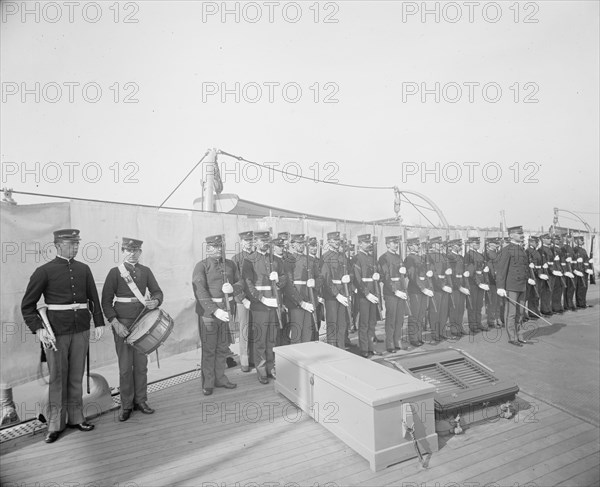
[1,367,599,487]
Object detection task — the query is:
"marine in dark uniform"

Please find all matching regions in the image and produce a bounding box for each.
[231,231,254,372]
[524,235,542,320]
[464,236,487,332]
[424,237,453,340]
[573,235,593,308]
[379,235,410,351]
[447,239,468,337]
[538,234,555,316]
[320,231,352,349]
[561,234,577,312]
[102,238,163,420]
[495,225,531,347]
[282,234,319,344]
[353,234,381,357]
[402,237,426,346]
[21,229,104,443]
[242,231,288,384]
[483,237,501,328]
[192,235,243,395]
[272,236,291,346]
[551,234,566,313]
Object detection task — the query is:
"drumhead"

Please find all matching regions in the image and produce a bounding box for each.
[126,309,160,342]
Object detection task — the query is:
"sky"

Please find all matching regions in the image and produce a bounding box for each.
[1,0,599,232]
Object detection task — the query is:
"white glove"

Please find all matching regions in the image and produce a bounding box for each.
[497,288,507,297]
[529,263,535,269]
[574,270,584,277]
[478,283,490,291]
[399,266,407,275]
[394,290,408,300]
[543,263,548,269]
[589,258,594,264]
[336,294,349,307]
[527,278,536,286]
[442,285,452,293]
[426,270,433,278]
[214,308,230,322]
[341,274,351,284]
[554,255,560,261]
[306,278,315,288]
[93,327,104,341]
[300,301,315,313]
[577,257,583,263]
[459,287,470,296]
[483,266,489,272]
[145,298,159,310]
[372,272,380,281]
[318,296,325,304]
[423,288,434,297]
[445,268,452,275]
[366,293,379,304]
[540,274,549,280]
[261,297,278,308]
[566,257,572,263]
[269,271,279,282]
[37,328,56,349]
[242,298,251,310]
[586,269,594,275]
[552,271,563,276]
[565,272,574,279]
[222,282,234,294]
[463,271,470,278]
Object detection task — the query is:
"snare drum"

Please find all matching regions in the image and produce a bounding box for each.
[126,308,174,355]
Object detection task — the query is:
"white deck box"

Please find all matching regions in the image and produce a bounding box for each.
[274,342,438,471]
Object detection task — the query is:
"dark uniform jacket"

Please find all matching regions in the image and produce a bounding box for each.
[320,250,351,301]
[464,249,485,286]
[525,246,543,278]
[484,248,499,285]
[242,251,288,312]
[282,252,321,309]
[353,250,379,298]
[379,251,408,296]
[231,250,252,303]
[22,257,104,335]
[447,252,466,290]
[495,242,528,292]
[102,263,164,322]
[402,253,425,294]
[425,251,450,291]
[192,257,244,317]
[539,245,555,276]
[573,246,589,274]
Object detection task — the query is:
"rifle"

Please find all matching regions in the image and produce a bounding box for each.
[341,235,354,327]
[589,235,596,285]
[268,241,283,329]
[372,236,383,319]
[481,236,489,316]
[220,234,232,317]
[397,238,412,317]
[527,251,540,300]
[422,237,436,314]
[462,245,473,311]
[305,242,319,332]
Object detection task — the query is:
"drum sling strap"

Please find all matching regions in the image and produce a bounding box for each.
[118,263,162,368]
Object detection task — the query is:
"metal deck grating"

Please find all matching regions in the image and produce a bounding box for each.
[0,369,202,444]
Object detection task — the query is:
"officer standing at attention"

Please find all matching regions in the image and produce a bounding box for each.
[21,229,104,443]
[102,237,163,420]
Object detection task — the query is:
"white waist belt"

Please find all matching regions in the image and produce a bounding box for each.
[255,286,271,291]
[456,274,463,278]
[47,303,88,310]
[331,280,342,284]
[115,297,139,303]
[211,296,234,303]
[293,280,307,285]
[390,277,401,281]
[362,278,373,282]
[438,275,445,279]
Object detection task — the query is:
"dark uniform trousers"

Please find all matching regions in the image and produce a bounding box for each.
[575,275,588,307]
[563,276,576,310]
[289,307,314,344]
[428,291,450,340]
[358,298,377,352]
[113,318,149,408]
[384,295,407,349]
[46,330,90,432]
[450,291,466,335]
[251,309,278,378]
[485,284,498,325]
[526,281,541,318]
[551,275,564,312]
[405,293,425,345]
[325,300,348,348]
[539,278,553,314]
[198,316,231,388]
[467,286,485,331]
[504,290,526,342]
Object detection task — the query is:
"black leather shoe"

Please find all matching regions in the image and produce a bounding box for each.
[45,431,60,443]
[386,348,396,353]
[508,340,523,347]
[518,339,532,344]
[202,388,213,395]
[258,376,269,385]
[215,382,237,389]
[118,409,132,422]
[133,402,155,414]
[67,422,95,431]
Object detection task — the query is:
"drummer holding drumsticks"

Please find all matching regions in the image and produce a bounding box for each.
[101,238,163,422]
